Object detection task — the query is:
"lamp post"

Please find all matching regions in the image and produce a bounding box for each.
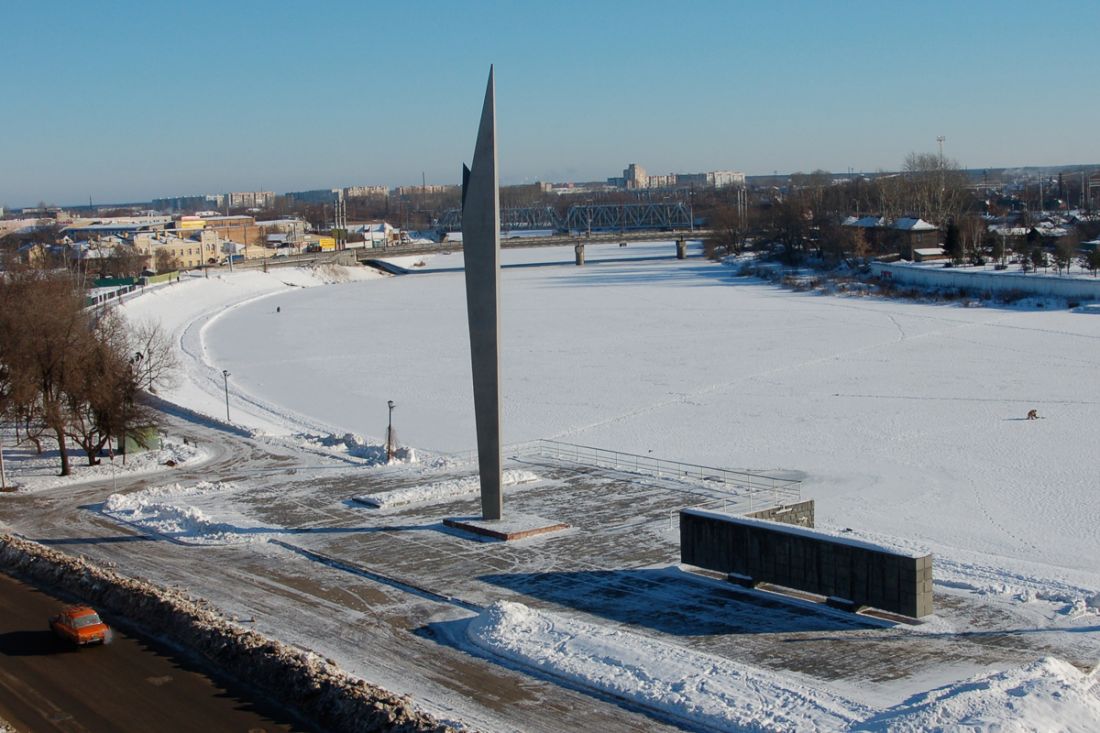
[386,400,396,462]
[222,370,231,423]
[0,435,7,492]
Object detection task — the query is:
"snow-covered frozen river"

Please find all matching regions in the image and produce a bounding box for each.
[193,247,1100,586]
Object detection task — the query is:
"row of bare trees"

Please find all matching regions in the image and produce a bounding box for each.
[0,267,175,478]
[702,151,976,262]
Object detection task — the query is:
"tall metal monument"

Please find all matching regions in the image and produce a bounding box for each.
[462,67,503,521]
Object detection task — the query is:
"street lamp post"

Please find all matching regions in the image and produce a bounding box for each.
[386,400,396,462]
[0,437,7,492]
[222,370,231,423]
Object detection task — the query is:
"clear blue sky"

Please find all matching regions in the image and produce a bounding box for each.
[3,0,1098,207]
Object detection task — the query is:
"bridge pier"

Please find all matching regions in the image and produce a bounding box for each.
[574,242,585,266]
[676,236,687,260]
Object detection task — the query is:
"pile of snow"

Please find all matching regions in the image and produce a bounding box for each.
[0,435,206,494]
[0,533,452,733]
[354,470,539,508]
[103,481,264,545]
[858,657,1100,732]
[304,433,417,465]
[467,600,870,731]
[306,263,386,284]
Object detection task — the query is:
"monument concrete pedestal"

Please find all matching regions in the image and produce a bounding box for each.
[444,514,569,542]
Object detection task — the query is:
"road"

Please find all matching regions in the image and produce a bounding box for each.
[0,572,313,733]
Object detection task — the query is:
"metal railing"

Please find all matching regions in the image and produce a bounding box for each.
[519,439,800,511]
[422,439,802,514]
[435,439,801,513]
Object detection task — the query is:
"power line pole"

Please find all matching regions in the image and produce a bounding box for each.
[222,370,231,423]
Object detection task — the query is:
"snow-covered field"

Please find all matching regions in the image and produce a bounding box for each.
[12,245,1098,731]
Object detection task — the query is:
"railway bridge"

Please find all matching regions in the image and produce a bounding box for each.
[436,202,693,234]
[223,229,712,271]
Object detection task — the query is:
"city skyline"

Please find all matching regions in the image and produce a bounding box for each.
[3,0,1099,208]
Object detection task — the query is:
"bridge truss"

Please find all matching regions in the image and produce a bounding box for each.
[437,206,565,232]
[565,203,691,232]
[437,201,691,233]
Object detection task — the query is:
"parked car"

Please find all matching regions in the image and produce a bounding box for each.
[49,605,109,646]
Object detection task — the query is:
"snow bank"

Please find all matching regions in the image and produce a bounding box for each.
[103,481,266,545]
[101,479,275,541]
[354,470,539,508]
[467,600,869,732]
[303,432,417,464]
[856,657,1100,732]
[0,533,452,733]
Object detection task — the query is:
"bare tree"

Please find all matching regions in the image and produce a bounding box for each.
[902,152,970,225]
[104,245,148,278]
[1083,248,1100,277]
[872,174,907,222]
[0,268,175,475]
[706,203,753,258]
[959,215,987,263]
[0,270,88,474]
[64,314,175,466]
[154,248,181,274]
[1052,232,1078,276]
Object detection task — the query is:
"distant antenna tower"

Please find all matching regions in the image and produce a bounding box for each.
[937,136,945,160]
[333,190,348,249]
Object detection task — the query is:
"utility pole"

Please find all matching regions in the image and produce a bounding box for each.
[222,370,231,423]
[936,136,946,220]
[386,400,396,462]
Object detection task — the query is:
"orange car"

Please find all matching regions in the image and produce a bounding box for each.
[49,605,109,646]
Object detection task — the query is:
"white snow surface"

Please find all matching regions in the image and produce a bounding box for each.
[470,600,1100,733]
[104,254,1100,731]
[354,469,539,508]
[856,657,1100,733]
[103,481,266,545]
[0,435,206,493]
[469,600,870,732]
